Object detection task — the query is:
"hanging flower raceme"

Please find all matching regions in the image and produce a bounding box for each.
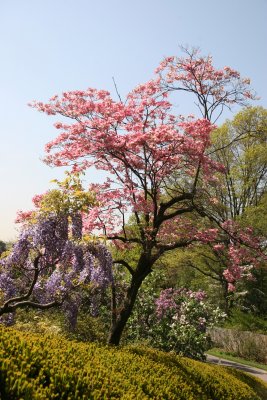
[0,209,113,327]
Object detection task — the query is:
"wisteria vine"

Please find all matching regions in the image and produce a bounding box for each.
[0,212,113,327]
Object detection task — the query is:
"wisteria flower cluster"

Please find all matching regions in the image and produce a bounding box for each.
[0,211,113,328]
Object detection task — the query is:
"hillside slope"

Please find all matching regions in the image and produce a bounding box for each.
[1,326,267,399]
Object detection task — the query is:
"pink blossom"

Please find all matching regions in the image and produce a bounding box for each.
[213,244,225,252]
[15,210,34,223]
[228,283,236,292]
[32,193,45,207]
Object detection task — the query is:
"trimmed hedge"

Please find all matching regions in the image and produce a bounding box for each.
[0,326,267,399]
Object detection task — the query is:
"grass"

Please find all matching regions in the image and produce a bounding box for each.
[207,348,267,371]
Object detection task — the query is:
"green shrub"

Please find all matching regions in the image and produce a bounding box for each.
[13,307,107,344]
[224,310,267,334]
[0,326,267,399]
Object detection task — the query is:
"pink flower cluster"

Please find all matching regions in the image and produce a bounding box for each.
[155,48,255,117]
[155,288,206,318]
[15,210,34,224]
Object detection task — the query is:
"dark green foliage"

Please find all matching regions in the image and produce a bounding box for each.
[0,240,6,255]
[235,266,267,316]
[224,310,267,334]
[1,326,267,399]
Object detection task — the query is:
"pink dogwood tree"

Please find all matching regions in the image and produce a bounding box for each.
[29,48,260,345]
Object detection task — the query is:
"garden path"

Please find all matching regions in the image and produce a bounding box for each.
[206,354,267,383]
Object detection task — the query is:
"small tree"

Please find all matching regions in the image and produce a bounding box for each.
[30,48,260,345]
[0,175,113,327]
[177,107,267,313]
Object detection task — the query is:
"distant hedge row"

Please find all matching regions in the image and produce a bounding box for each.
[0,326,267,399]
[208,327,267,363]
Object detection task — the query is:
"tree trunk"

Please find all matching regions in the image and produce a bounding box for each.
[108,257,151,345]
[222,280,233,316]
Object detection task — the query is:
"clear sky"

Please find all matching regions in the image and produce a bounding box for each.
[0,0,266,241]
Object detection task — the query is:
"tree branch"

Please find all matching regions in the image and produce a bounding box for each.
[158,205,195,224]
[0,299,62,316]
[155,239,194,255]
[113,259,135,275]
[3,255,41,308]
[107,235,142,244]
[187,260,221,281]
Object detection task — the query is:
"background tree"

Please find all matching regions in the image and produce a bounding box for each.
[30,48,259,345]
[176,107,267,313]
[210,106,267,220]
[236,192,267,315]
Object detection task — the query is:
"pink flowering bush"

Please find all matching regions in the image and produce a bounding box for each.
[126,272,225,360]
[154,288,226,360]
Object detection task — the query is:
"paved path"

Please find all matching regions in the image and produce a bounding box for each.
[206,354,267,383]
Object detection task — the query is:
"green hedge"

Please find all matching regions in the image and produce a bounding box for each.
[0,326,267,399]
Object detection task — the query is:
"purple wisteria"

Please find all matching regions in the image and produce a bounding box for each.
[0,212,113,326]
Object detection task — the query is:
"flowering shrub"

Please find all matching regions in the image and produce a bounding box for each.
[0,212,113,328]
[127,273,225,360]
[154,288,226,360]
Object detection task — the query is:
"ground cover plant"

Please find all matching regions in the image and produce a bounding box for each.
[1,326,267,400]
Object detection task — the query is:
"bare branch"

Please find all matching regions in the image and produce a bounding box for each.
[107,235,142,244]
[155,239,194,254]
[112,76,123,103]
[158,205,195,224]
[0,299,62,316]
[187,260,221,281]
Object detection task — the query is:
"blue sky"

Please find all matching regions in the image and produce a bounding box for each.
[0,0,266,240]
